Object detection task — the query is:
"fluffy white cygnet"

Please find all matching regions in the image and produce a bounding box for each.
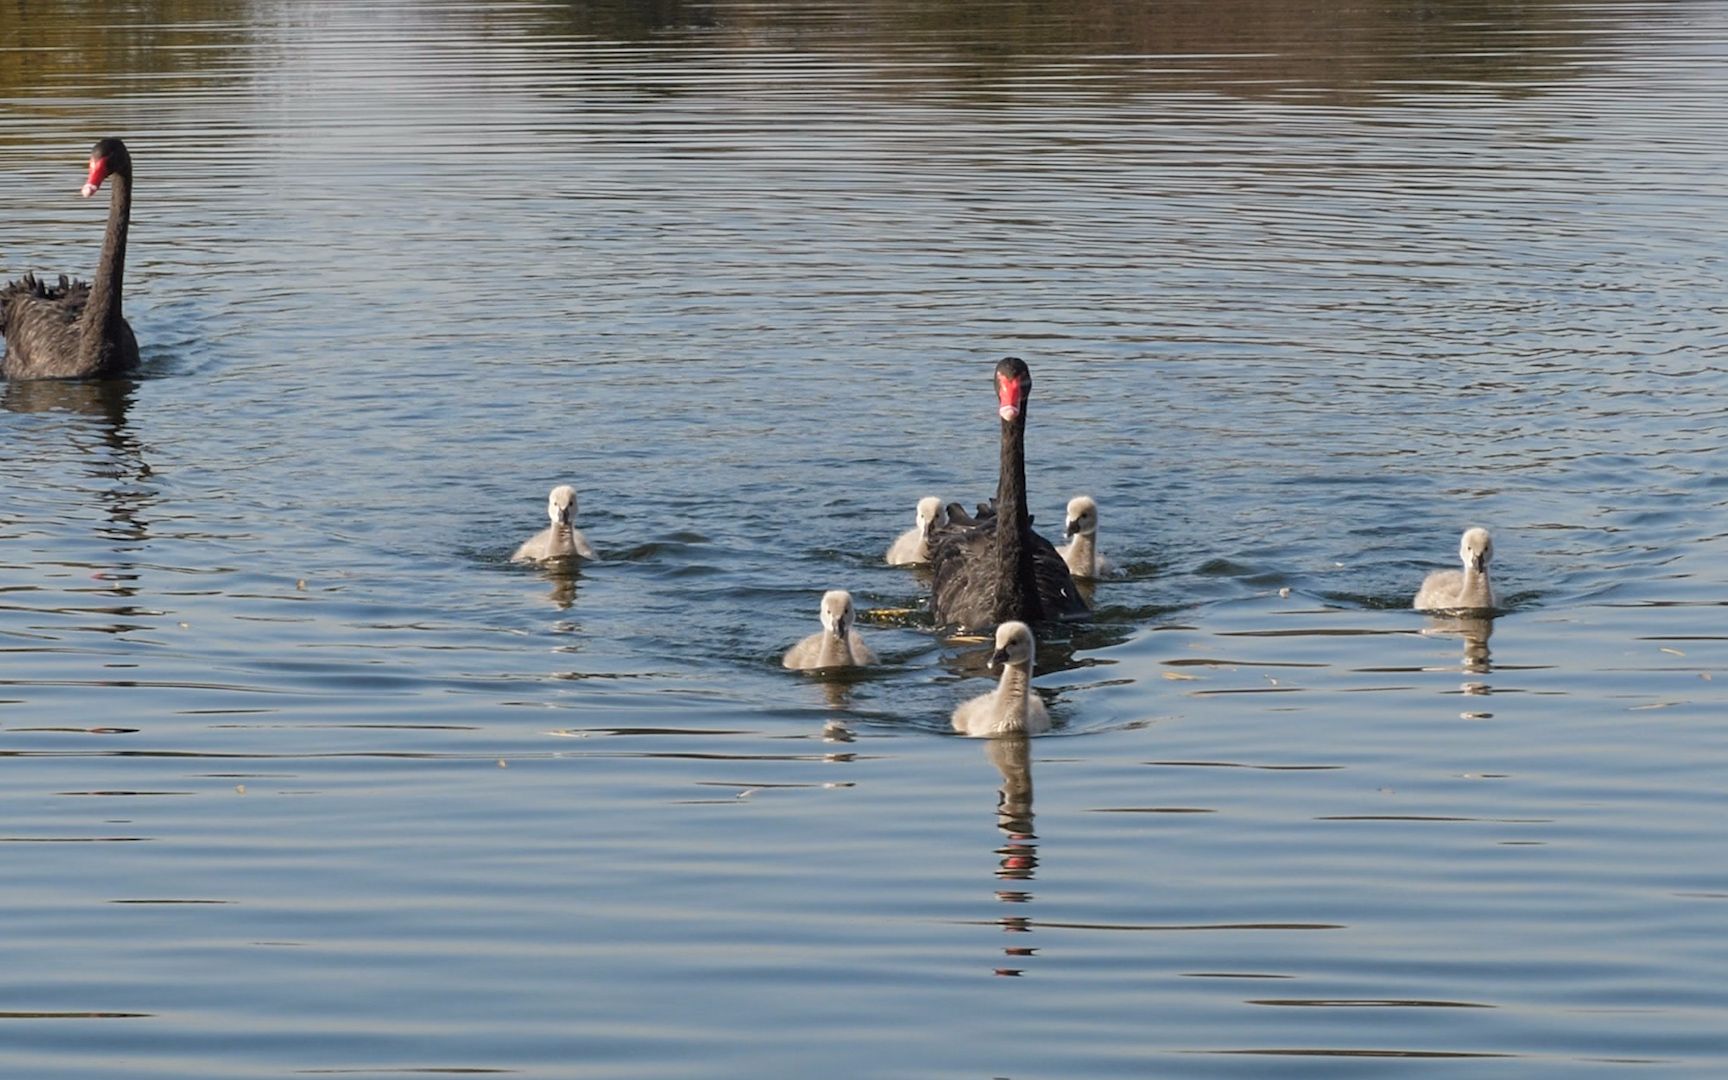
[1414,527,1496,612]
[1057,495,1111,579]
[783,590,877,670]
[512,485,598,563]
[952,620,1051,736]
[886,496,947,566]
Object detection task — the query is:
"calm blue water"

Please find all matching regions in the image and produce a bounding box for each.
[2,1,1726,1076]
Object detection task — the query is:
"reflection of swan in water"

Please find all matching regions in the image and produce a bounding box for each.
[983,734,1038,977]
[1414,527,1496,612]
[952,621,1050,736]
[3,376,151,546]
[3,375,135,423]
[2,377,154,632]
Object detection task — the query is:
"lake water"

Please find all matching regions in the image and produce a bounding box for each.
[2,1,1726,1076]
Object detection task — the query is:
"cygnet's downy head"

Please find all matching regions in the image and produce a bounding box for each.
[994,356,1031,424]
[1064,495,1098,538]
[989,620,1036,669]
[1460,527,1493,573]
[916,496,948,539]
[547,485,577,527]
[819,590,856,640]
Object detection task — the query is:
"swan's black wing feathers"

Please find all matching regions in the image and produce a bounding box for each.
[944,502,979,528]
[1027,528,1090,621]
[928,516,1090,630]
[928,516,998,630]
[2,274,93,378]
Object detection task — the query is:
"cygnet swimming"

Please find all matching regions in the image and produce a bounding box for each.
[951,620,1051,736]
[1413,527,1496,612]
[512,485,598,563]
[1057,495,1111,579]
[783,589,877,670]
[885,496,948,566]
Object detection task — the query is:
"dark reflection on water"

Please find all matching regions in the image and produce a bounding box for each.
[2,378,153,552]
[0,0,1612,108]
[985,735,1037,976]
[0,2,256,99]
[536,0,719,40]
[1423,611,1495,676]
[1,376,134,425]
[526,0,1605,102]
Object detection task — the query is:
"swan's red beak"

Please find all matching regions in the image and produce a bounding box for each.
[996,373,1025,422]
[82,155,111,199]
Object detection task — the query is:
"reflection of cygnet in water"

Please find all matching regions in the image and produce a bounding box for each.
[513,485,598,563]
[1425,612,1495,674]
[1058,495,1111,579]
[1414,527,1496,612]
[987,733,1035,832]
[952,621,1051,736]
[1421,611,1495,706]
[886,496,947,566]
[783,590,877,670]
[542,572,577,610]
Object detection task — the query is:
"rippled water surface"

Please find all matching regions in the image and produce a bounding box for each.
[3,1,1728,1076]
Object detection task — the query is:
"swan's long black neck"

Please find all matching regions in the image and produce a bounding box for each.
[993,412,1041,624]
[80,169,130,355]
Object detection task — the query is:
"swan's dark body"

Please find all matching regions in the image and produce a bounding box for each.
[1,138,140,380]
[928,357,1090,631]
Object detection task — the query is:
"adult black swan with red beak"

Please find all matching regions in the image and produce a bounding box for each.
[928,356,1090,630]
[1,138,140,380]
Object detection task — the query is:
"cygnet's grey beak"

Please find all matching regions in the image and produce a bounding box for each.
[1471,553,1488,573]
[989,647,1009,668]
[1065,518,1080,537]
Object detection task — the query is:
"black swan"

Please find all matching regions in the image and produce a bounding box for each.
[1,138,140,380]
[927,356,1090,630]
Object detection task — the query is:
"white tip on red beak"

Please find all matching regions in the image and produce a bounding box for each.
[998,405,1020,422]
[81,182,98,198]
